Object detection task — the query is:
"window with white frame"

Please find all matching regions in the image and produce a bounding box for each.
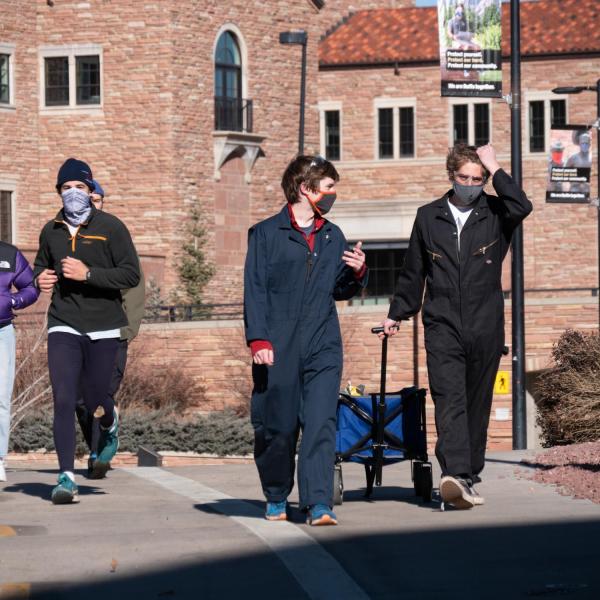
[375,98,416,160]
[0,44,15,107]
[0,190,13,243]
[319,101,342,161]
[39,46,102,110]
[527,94,568,153]
[449,100,491,146]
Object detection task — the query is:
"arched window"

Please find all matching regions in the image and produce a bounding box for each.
[215,31,251,132]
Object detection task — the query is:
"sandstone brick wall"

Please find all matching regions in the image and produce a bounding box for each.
[131,297,598,451]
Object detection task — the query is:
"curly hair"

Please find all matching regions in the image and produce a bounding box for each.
[446,144,489,182]
[281,155,339,204]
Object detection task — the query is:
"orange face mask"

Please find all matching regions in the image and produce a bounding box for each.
[308,190,337,216]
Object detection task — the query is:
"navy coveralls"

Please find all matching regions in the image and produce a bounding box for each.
[388,170,532,479]
[244,205,367,509]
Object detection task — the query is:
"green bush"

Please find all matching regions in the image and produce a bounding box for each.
[9,410,254,456]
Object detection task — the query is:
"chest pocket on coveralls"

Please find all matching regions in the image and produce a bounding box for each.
[267,260,299,292]
[472,238,498,262]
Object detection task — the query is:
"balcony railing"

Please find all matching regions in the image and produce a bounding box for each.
[214,96,253,133]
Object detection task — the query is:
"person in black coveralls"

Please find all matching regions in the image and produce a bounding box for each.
[381,144,532,509]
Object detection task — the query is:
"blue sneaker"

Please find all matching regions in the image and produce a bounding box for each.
[51,473,80,505]
[95,408,119,476]
[265,500,287,521]
[307,504,337,526]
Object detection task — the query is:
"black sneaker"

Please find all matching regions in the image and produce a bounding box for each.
[440,476,475,509]
[469,484,485,505]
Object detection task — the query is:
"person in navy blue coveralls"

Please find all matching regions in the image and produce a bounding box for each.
[244,155,367,526]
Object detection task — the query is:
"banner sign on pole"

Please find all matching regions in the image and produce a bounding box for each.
[438,0,502,98]
[546,126,593,203]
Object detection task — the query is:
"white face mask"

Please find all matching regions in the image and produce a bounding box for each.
[61,187,92,226]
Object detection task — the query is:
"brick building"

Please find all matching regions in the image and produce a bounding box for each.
[1,0,599,448]
[0,0,363,303]
[318,0,600,303]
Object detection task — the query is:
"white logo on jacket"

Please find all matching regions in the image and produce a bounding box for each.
[0,260,11,268]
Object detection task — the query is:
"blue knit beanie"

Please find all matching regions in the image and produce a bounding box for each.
[56,158,94,192]
[92,180,105,197]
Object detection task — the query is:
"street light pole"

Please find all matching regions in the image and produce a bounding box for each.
[279,30,308,155]
[510,0,527,450]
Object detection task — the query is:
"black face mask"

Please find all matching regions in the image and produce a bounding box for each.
[309,191,337,216]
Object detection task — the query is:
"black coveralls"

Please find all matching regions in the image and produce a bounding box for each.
[244,205,367,509]
[388,170,532,479]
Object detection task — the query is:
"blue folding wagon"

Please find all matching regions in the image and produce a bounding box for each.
[333,327,433,504]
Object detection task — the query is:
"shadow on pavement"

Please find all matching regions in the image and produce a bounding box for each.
[18,520,600,600]
[2,481,105,501]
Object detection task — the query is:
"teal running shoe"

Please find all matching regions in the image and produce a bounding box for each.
[51,473,79,505]
[307,504,337,526]
[95,408,119,476]
[265,500,287,521]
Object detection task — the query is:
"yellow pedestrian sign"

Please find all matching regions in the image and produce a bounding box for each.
[494,371,510,395]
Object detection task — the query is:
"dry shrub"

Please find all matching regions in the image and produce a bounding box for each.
[536,329,600,446]
[10,314,52,433]
[217,325,252,417]
[115,348,204,415]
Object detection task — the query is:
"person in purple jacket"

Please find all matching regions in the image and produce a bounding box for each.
[0,241,40,482]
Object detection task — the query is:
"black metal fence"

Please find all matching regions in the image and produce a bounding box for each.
[143,303,243,323]
[214,97,253,133]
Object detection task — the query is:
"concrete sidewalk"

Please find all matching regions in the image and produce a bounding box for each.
[0,451,598,599]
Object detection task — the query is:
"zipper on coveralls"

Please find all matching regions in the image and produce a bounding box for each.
[306,251,313,282]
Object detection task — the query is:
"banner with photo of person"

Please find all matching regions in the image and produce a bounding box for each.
[546,127,593,203]
[438,0,502,97]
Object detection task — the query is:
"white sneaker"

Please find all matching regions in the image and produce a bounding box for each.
[440,475,475,509]
[0,458,6,482]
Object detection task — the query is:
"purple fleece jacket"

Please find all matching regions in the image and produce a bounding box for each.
[0,243,40,324]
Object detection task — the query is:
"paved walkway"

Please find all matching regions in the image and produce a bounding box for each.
[0,451,598,599]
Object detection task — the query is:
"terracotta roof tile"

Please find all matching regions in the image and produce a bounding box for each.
[319,0,600,67]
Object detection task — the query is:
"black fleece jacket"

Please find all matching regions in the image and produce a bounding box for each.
[34,206,140,333]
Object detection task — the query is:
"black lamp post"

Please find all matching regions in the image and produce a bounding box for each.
[552,80,600,326]
[510,0,527,450]
[279,30,308,154]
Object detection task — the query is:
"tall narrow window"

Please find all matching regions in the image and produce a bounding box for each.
[453,104,469,145]
[529,100,545,152]
[474,103,490,146]
[0,191,12,243]
[0,54,9,104]
[361,245,407,301]
[378,108,394,159]
[551,99,566,127]
[324,110,340,161]
[215,31,246,132]
[44,57,69,106]
[399,107,415,157]
[76,55,101,104]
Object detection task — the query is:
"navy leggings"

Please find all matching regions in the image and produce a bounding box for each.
[48,333,119,472]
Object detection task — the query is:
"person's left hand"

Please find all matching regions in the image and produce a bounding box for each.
[476,144,501,177]
[342,240,366,273]
[61,257,89,281]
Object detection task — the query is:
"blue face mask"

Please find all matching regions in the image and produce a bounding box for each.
[580,143,590,153]
[61,187,92,226]
[452,181,484,206]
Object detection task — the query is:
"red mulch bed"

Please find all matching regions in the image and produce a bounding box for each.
[520,441,600,504]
